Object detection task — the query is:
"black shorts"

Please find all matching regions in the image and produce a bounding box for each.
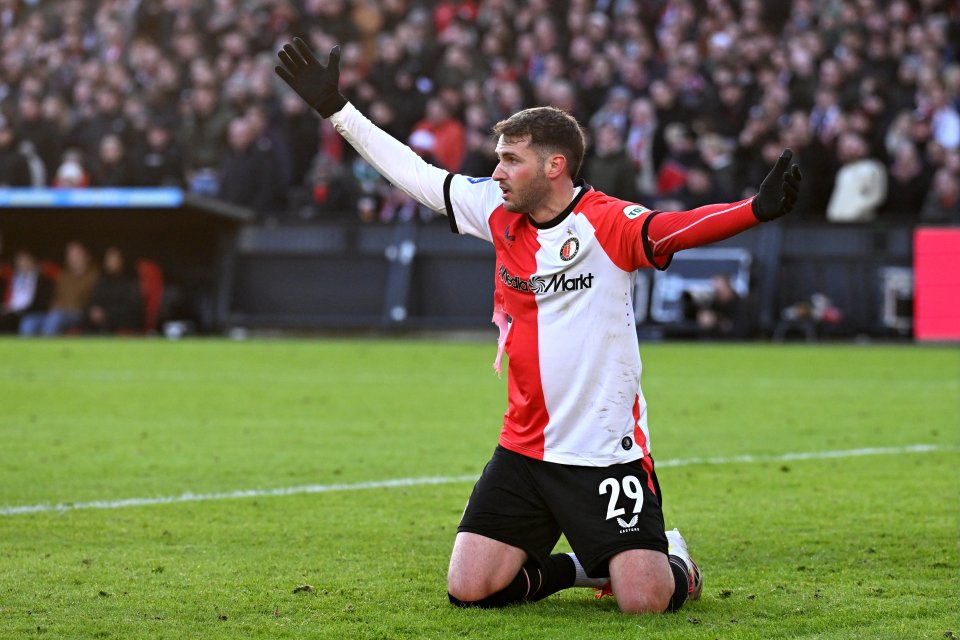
[457,445,668,578]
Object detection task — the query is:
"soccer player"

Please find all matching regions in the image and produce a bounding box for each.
[276,39,801,614]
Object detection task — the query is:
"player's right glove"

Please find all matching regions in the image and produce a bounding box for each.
[275,38,347,119]
[752,148,802,221]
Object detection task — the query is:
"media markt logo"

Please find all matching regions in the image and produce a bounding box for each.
[622,204,651,220]
[498,264,594,294]
[559,237,579,261]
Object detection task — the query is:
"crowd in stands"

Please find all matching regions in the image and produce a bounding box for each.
[0,241,152,336]
[0,0,957,225]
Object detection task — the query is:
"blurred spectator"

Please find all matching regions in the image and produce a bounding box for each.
[181,86,234,196]
[697,134,737,203]
[583,122,638,202]
[0,116,31,187]
[669,163,724,210]
[411,97,466,173]
[138,118,184,187]
[460,104,498,177]
[20,241,99,337]
[90,134,136,187]
[246,104,293,209]
[0,0,954,225]
[279,92,321,189]
[67,89,131,160]
[926,83,960,151]
[589,86,632,136]
[84,247,144,334]
[655,123,698,198]
[881,141,932,218]
[301,155,359,221]
[617,99,653,192]
[826,132,888,222]
[919,167,960,223]
[15,94,62,180]
[684,274,747,340]
[51,149,91,188]
[218,116,275,215]
[773,293,843,342]
[0,249,53,334]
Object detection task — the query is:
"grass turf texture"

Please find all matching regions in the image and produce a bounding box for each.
[0,339,956,639]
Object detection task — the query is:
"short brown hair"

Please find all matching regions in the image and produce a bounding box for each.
[492,107,586,179]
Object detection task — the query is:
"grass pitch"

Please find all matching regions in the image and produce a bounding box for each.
[0,338,956,639]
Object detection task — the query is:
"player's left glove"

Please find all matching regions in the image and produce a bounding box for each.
[275,38,347,118]
[752,148,802,221]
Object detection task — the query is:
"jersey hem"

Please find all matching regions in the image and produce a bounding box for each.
[498,437,646,467]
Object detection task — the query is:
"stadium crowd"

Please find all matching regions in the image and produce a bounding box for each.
[0,0,957,225]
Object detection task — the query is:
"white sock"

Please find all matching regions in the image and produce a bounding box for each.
[566,553,608,588]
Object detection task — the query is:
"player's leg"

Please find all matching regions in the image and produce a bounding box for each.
[447,446,576,608]
[551,456,702,613]
[447,532,577,607]
[447,532,526,602]
[607,548,674,613]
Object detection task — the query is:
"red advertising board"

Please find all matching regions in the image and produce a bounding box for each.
[914,227,960,341]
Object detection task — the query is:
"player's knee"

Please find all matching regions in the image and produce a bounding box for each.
[614,580,674,614]
[447,574,497,604]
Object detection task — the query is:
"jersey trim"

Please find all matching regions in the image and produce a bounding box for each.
[640,211,673,271]
[528,180,592,230]
[443,172,458,234]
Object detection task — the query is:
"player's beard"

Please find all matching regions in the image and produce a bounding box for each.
[502,165,551,214]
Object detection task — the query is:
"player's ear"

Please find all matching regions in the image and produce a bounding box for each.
[544,153,567,180]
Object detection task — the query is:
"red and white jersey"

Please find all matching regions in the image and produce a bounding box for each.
[329,102,760,467]
[445,176,757,466]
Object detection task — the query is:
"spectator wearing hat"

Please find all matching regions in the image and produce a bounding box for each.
[51,150,91,188]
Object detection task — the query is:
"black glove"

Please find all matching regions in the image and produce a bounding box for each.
[275,38,347,118]
[752,148,802,221]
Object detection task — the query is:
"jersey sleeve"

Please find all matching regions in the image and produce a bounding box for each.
[587,195,760,272]
[644,197,759,264]
[330,102,448,212]
[442,174,505,243]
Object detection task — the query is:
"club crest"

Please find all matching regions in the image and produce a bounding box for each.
[560,237,580,261]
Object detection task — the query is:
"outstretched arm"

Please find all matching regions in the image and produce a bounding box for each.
[645,150,802,264]
[275,39,448,212]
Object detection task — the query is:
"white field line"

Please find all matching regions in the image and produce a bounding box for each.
[0,444,951,517]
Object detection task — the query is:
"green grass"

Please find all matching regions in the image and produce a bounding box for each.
[0,339,957,639]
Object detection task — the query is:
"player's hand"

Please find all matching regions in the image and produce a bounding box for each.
[275,38,347,118]
[752,149,802,221]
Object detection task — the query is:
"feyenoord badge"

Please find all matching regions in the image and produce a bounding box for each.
[560,237,579,261]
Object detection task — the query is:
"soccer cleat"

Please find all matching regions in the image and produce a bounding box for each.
[593,582,613,600]
[667,528,703,601]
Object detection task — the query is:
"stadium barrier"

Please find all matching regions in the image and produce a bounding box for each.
[1,188,940,338]
[225,219,922,338]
